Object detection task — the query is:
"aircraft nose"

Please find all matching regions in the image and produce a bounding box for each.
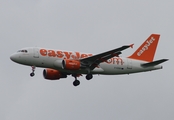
[10,54,18,62]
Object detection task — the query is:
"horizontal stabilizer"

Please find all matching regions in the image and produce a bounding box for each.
[141,59,169,67]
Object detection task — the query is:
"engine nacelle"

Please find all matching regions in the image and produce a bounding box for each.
[43,68,67,80]
[62,59,81,70]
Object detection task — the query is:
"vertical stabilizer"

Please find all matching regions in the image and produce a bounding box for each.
[128,34,160,62]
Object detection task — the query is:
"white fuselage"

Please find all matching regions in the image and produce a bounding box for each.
[10,47,162,75]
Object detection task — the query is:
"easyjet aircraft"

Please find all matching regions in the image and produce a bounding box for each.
[10,34,168,86]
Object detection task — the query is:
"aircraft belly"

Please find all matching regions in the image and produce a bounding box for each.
[99,63,127,75]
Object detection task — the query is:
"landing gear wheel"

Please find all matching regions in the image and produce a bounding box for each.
[86,74,93,80]
[30,66,36,77]
[73,80,80,86]
[30,72,35,77]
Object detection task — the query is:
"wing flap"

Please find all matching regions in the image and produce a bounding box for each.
[80,44,132,70]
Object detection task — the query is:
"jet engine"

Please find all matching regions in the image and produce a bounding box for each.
[43,68,67,80]
[62,59,81,70]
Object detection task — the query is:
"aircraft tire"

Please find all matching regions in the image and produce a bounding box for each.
[30,72,35,77]
[86,74,93,80]
[73,80,80,86]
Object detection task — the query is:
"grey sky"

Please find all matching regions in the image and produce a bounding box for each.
[0,0,173,120]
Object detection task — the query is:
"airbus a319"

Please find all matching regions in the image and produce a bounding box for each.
[10,34,168,86]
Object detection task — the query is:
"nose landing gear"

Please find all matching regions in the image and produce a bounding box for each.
[30,66,36,77]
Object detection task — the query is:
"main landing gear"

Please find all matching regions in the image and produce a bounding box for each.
[72,74,80,87]
[86,74,93,80]
[72,74,93,86]
[73,80,80,86]
[30,66,36,77]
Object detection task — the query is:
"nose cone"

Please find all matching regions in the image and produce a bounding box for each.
[10,54,18,62]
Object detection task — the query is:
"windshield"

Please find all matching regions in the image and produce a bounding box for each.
[17,50,28,53]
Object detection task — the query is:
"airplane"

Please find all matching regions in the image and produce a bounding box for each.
[10,34,168,86]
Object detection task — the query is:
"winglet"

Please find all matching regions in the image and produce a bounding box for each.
[130,44,134,48]
[128,34,160,62]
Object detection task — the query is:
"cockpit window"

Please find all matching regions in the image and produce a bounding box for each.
[17,50,28,53]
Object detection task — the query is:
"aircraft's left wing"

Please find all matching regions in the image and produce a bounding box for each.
[80,44,133,70]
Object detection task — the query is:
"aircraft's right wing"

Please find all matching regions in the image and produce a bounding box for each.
[80,44,133,70]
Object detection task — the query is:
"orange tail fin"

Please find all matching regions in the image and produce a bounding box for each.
[128,34,160,62]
